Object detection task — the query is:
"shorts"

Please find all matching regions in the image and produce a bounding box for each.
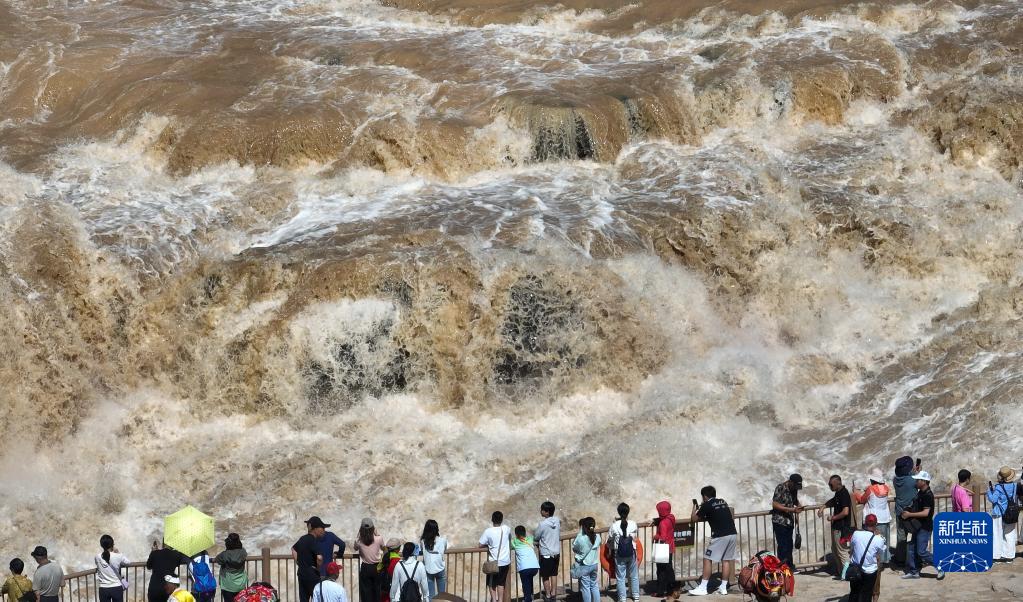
[539,555,560,578]
[704,534,738,562]
[486,564,510,588]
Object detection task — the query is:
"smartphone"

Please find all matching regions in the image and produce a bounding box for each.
[692,499,698,506]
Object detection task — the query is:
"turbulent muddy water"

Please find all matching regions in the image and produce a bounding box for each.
[2,0,1023,564]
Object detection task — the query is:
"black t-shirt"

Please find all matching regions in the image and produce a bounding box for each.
[697,498,737,538]
[826,487,853,531]
[912,488,935,532]
[292,533,321,575]
[146,548,188,591]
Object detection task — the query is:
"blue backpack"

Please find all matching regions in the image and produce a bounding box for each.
[191,556,217,594]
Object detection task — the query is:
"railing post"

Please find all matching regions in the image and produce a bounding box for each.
[262,547,272,583]
[973,489,982,513]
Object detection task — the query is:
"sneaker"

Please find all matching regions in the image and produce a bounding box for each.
[936,568,945,580]
[901,572,920,579]
[688,586,709,597]
[715,584,728,595]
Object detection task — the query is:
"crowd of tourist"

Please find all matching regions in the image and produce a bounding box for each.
[5,457,1022,602]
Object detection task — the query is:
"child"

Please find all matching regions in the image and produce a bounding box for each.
[2,559,32,602]
[380,539,403,602]
[511,526,540,601]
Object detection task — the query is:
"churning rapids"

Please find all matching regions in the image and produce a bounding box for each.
[2,0,1023,564]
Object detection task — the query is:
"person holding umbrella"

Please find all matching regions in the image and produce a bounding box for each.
[147,544,189,602]
[292,517,327,602]
[154,506,216,602]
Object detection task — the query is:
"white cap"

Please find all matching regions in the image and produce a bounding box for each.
[164,575,180,585]
[911,471,931,482]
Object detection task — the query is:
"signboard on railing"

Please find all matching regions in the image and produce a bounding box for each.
[933,512,993,573]
[674,523,695,547]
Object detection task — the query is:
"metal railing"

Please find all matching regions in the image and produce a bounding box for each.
[25,492,987,602]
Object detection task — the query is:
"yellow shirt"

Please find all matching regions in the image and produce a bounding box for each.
[171,589,197,602]
[2,575,33,602]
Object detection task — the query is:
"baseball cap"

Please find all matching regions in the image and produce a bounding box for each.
[30,546,47,558]
[360,518,374,529]
[325,562,342,577]
[789,474,803,489]
[911,471,931,482]
[305,516,331,529]
[164,575,180,585]
[863,514,878,527]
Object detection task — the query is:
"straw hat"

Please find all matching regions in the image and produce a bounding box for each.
[998,466,1017,482]
[867,467,886,484]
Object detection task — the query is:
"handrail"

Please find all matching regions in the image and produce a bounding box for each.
[30,492,982,602]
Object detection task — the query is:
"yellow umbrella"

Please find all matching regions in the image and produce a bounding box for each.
[164,506,215,557]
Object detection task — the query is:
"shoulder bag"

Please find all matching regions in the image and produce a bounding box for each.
[844,533,876,583]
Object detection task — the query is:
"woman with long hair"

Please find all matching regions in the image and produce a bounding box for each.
[608,503,639,602]
[419,520,447,597]
[355,518,385,602]
[95,535,130,602]
[572,518,601,602]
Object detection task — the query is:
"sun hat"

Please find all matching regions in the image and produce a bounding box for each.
[385,538,402,550]
[868,467,886,484]
[911,470,931,482]
[998,466,1017,482]
[30,546,47,558]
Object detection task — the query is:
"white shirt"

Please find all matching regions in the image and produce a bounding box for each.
[479,525,511,566]
[849,530,886,574]
[390,559,429,602]
[95,552,130,589]
[862,486,892,524]
[419,537,447,574]
[311,579,348,602]
[606,520,639,555]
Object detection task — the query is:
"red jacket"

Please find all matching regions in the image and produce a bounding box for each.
[654,501,676,551]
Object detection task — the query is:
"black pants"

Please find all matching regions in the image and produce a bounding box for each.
[773,523,795,568]
[149,588,170,602]
[41,596,59,602]
[100,587,124,602]
[655,561,674,595]
[298,570,320,602]
[359,563,379,602]
[848,571,878,602]
[222,591,239,602]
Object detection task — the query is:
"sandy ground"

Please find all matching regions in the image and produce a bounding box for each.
[626,561,1023,601]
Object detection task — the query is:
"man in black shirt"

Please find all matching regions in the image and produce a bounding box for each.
[146,542,189,602]
[900,471,943,580]
[817,475,852,576]
[689,486,737,596]
[292,516,327,602]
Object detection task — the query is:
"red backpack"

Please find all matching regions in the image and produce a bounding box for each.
[737,551,794,601]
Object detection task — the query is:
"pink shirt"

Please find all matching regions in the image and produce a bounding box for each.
[355,534,384,564]
[952,484,973,512]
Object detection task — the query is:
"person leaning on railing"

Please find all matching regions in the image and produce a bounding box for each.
[214,534,248,602]
[770,474,804,570]
[30,547,63,602]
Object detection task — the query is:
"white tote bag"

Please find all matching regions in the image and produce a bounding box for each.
[652,542,670,564]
